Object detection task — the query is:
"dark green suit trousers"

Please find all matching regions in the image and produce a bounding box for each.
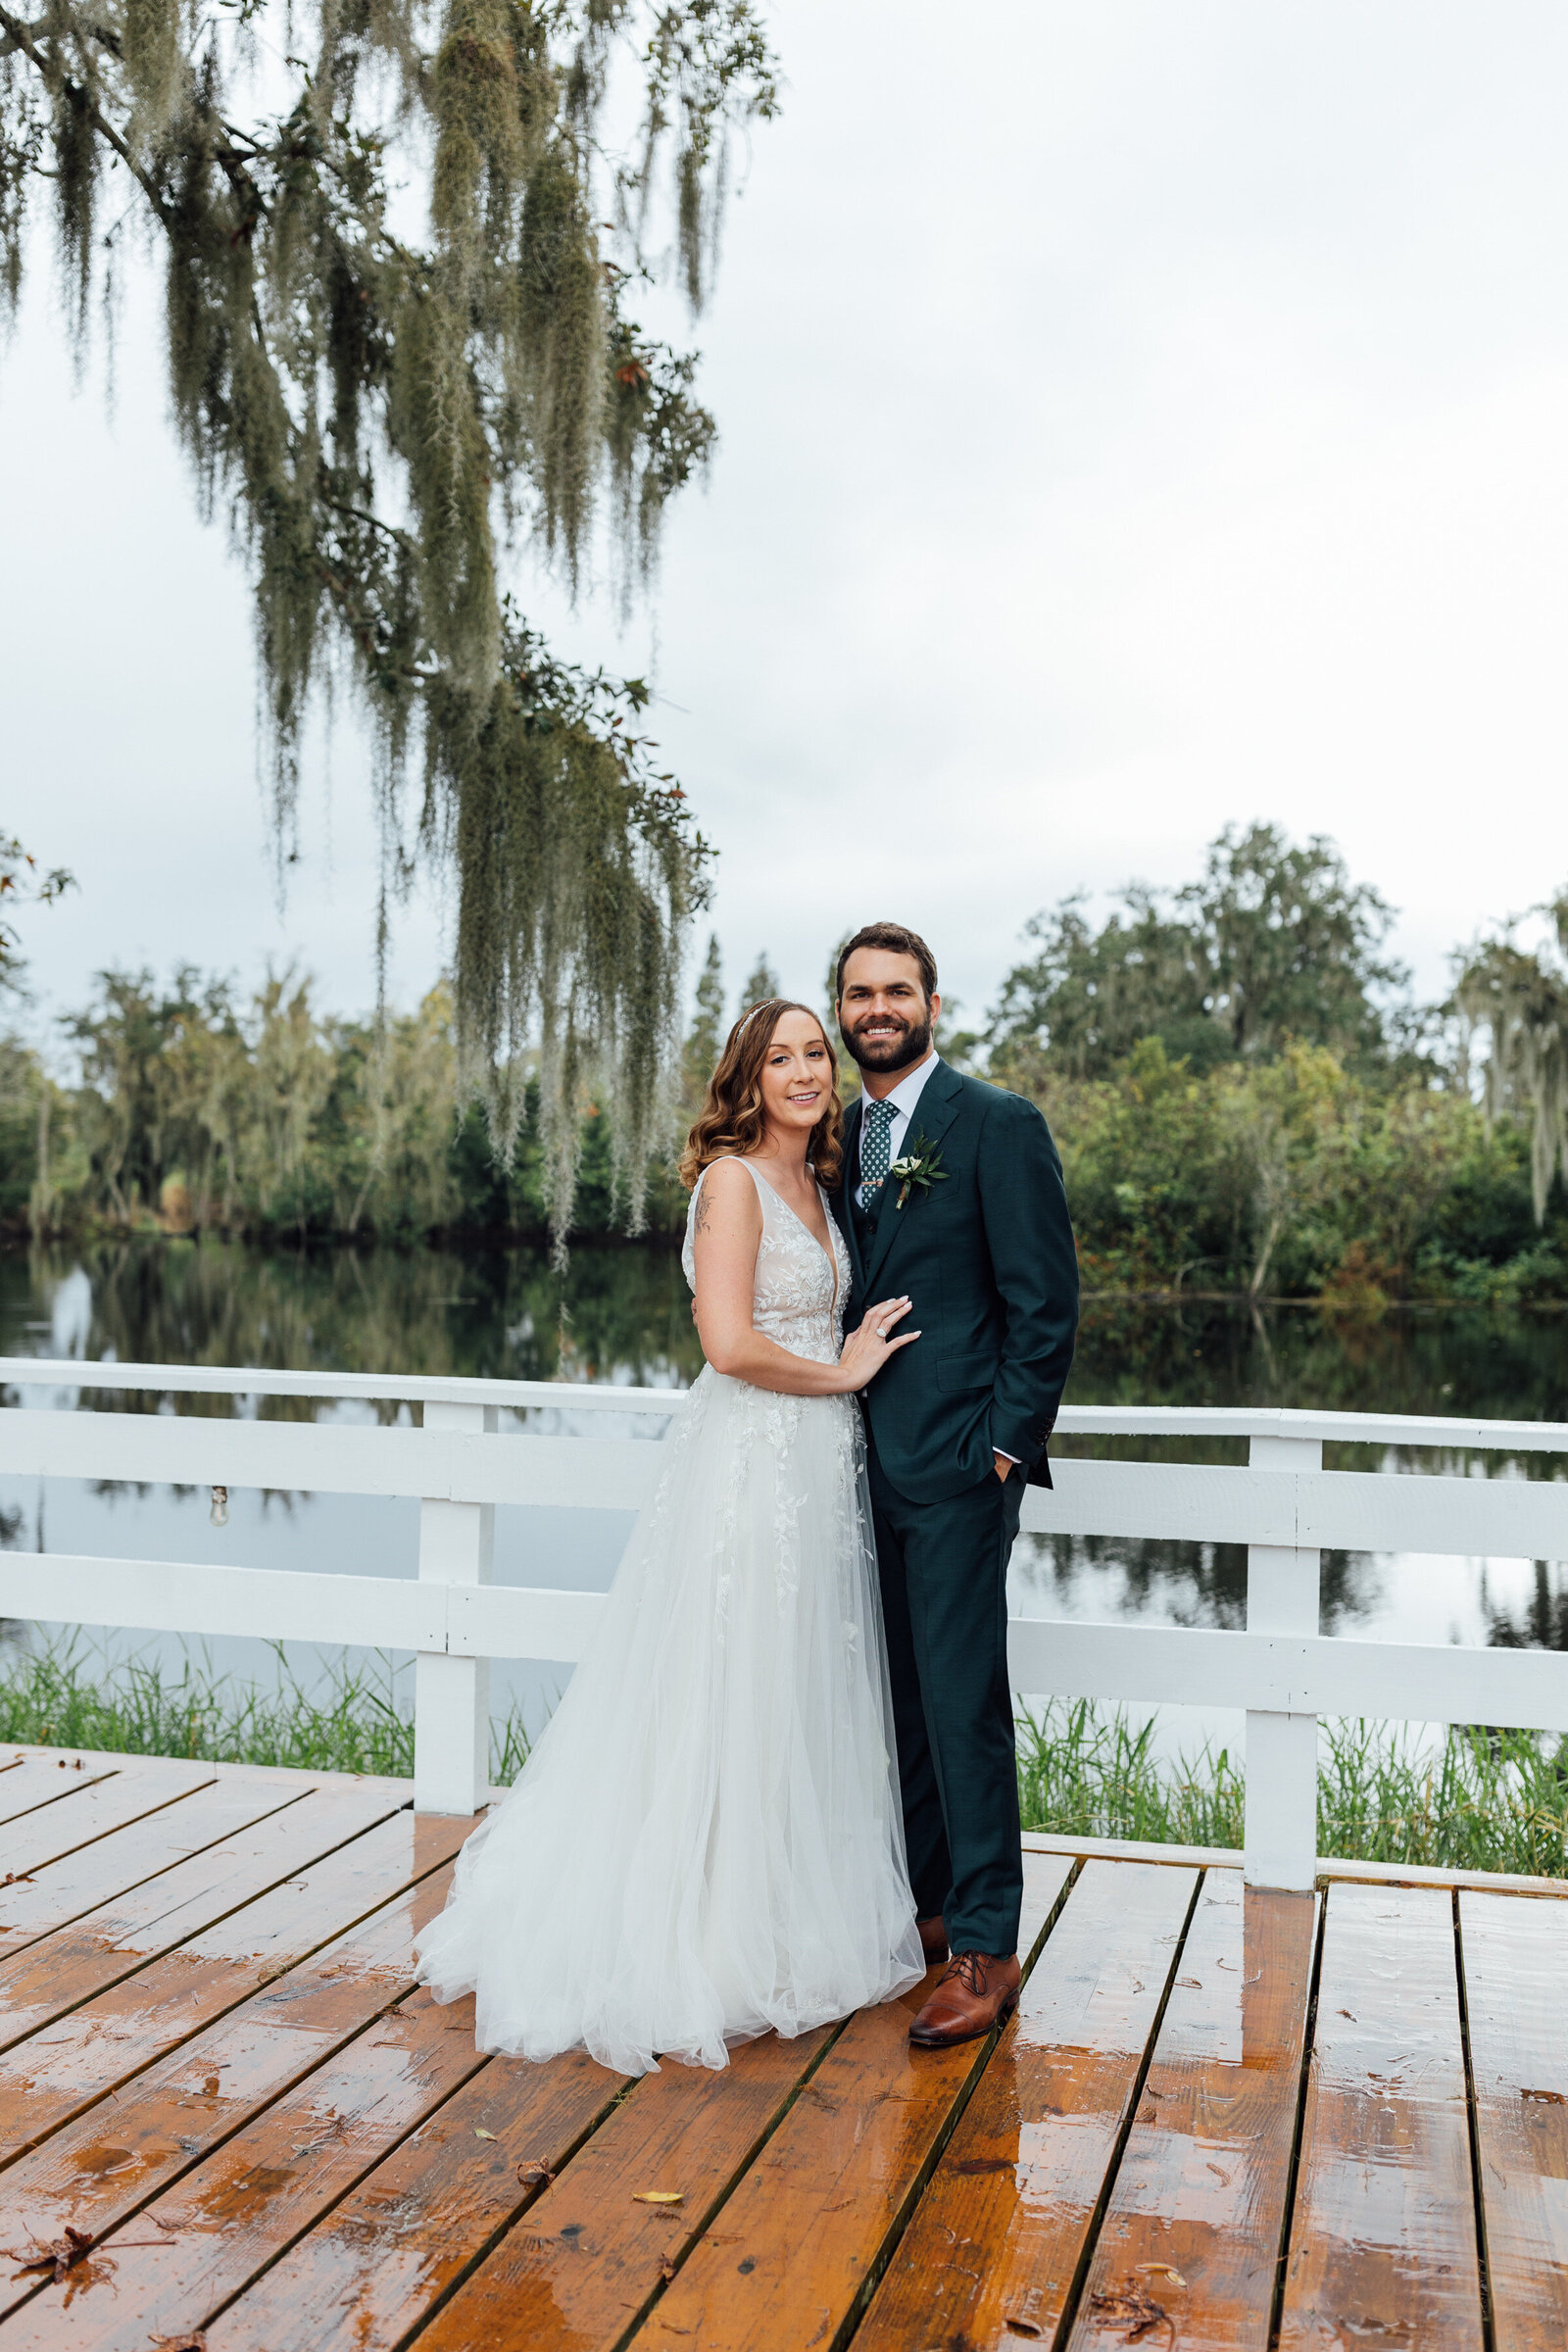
[831,1059,1078,1957]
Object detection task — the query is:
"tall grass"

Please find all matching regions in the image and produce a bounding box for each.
[6,1646,1568,1879]
[1016,1697,1568,1878]
[0,1639,532,1785]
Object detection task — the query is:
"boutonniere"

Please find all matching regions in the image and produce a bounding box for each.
[889,1134,950,1210]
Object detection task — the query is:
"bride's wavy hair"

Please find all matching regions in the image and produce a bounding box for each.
[679,1000,845,1192]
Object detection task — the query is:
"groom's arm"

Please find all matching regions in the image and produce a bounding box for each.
[975,1090,1079,1471]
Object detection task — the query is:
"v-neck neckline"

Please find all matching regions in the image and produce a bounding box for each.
[743,1160,840,1319]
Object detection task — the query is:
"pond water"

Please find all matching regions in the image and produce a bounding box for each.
[3,1239,1567,1765]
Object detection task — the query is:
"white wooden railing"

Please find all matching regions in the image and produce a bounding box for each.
[2,1356,1566,1891]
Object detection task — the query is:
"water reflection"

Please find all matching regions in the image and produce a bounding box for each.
[1,1244,1566,1721]
[0,1238,707,1398]
[4,1238,1567,1419]
[1016,1535,1374,1636]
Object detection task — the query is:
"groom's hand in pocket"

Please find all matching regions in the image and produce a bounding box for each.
[994,1452,1014,1482]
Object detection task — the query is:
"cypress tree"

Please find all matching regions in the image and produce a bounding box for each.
[681,930,724,1109]
[737,951,779,1016]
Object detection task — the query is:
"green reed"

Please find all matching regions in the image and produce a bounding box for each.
[1015,1696,1568,1878]
[0,1636,529,1786]
[6,1644,1568,1877]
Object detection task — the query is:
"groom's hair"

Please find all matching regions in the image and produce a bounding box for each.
[836,922,938,1004]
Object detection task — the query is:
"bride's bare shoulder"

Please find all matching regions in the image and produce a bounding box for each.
[692,1154,762,1236]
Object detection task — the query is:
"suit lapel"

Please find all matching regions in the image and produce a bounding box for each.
[861,1062,966,1296]
[835,1095,866,1291]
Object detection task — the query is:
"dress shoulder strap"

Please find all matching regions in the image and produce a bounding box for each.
[681,1156,773,1292]
[693,1154,774,1207]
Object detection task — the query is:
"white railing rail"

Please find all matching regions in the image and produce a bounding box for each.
[2,1357,1566,1890]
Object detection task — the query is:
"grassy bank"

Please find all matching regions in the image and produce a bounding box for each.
[6,1644,1568,1879]
[1015,1697,1568,1878]
[0,1643,533,1787]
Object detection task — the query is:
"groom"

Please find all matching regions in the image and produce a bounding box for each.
[829,921,1078,2047]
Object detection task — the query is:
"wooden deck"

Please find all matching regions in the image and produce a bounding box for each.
[2,1751,1567,2350]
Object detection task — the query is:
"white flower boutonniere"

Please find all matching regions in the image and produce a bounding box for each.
[889,1134,950,1210]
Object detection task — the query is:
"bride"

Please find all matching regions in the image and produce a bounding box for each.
[415,999,926,2075]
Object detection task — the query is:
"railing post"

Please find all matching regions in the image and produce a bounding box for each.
[1244,1433,1321,1889]
[415,1400,496,1814]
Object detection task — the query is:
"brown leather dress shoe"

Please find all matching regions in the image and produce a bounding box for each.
[908,1950,1021,2047]
[917,1916,949,1966]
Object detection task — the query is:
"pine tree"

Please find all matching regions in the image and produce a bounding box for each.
[681,931,724,1108]
[0,3,776,1238]
[738,953,780,1016]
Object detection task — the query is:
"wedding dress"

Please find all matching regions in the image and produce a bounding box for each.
[415,1157,923,2075]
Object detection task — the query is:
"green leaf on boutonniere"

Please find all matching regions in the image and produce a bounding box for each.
[889,1134,950,1209]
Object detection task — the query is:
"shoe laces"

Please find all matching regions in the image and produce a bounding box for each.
[941,1950,991,1996]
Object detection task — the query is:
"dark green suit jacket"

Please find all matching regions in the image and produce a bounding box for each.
[828,1063,1079,1505]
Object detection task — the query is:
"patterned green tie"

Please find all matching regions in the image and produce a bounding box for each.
[861,1097,895,1200]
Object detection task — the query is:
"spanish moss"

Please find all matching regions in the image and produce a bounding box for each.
[1455,893,1568,1224]
[0,0,777,1242]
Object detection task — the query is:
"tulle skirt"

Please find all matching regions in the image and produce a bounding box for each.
[414,1366,923,2075]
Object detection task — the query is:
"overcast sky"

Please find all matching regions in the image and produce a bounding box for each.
[7,0,1568,1054]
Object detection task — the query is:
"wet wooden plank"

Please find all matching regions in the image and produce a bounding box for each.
[1278,1881,1483,2350]
[0,1754,121,1834]
[0,1779,311,1970]
[0,1757,215,1880]
[0,1984,491,2350]
[1459,1888,1568,2352]
[0,1850,469,2324]
[1069,1877,1317,2351]
[0,1783,405,2050]
[857,1858,1197,2352]
[0,1808,470,2163]
[628,1850,1077,2352]
[206,2047,628,2352]
[405,2027,839,2352]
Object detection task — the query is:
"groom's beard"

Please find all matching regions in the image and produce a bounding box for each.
[843,1008,934,1076]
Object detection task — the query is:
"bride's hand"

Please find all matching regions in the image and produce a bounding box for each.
[838,1298,920,1392]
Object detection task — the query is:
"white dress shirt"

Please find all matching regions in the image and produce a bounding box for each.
[856,1052,1017,1467]
[855,1051,942,1209]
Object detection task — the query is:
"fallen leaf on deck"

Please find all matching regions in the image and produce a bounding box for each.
[517,2161,554,2186]
[660,2257,677,2282]
[1522,2086,1567,2103]
[634,2190,684,2205]
[1087,2284,1172,2341]
[1136,2264,1187,2287]
[4,2225,97,2283]
[1176,1977,1201,1989]
[473,2128,499,2140]
[150,2333,208,2351]
[1003,2317,1043,2339]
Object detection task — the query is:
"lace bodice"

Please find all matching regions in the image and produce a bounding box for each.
[683,1158,849,1366]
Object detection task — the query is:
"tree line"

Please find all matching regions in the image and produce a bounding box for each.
[3,822,1566,1302]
